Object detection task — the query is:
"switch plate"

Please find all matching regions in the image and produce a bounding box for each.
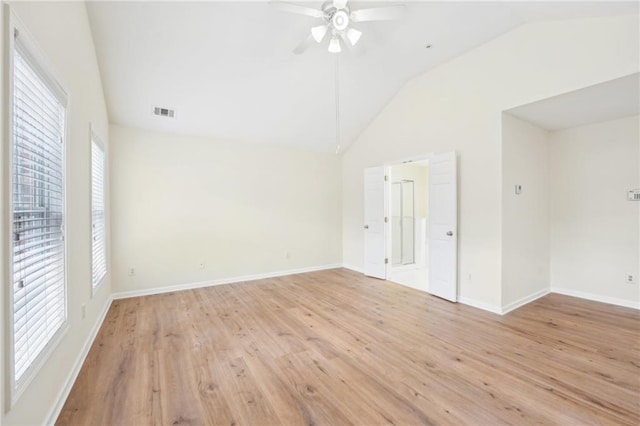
[515,184,522,195]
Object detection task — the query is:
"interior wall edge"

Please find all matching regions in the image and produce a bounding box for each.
[550,287,640,310]
[341,264,364,274]
[501,287,551,315]
[457,296,502,315]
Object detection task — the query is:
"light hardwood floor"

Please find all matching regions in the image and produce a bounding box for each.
[57,268,640,425]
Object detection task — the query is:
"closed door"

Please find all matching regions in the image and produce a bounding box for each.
[428,151,458,302]
[364,166,387,279]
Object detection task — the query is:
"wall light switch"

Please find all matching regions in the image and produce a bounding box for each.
[515,184,522,195]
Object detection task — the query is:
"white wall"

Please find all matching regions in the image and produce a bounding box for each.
[110,125,342,294]
[501,114,550,309]
[549,115,640,306]
[2,2,111,425]
[342,15,639,311]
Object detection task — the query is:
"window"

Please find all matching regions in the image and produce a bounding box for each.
[91,137,107,289]
[10,29,68,389]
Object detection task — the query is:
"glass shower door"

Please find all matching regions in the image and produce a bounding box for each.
[391,180,415,266]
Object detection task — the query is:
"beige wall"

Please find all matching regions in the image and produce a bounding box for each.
[2,2,111,425]
[549,115,639,306]
[501,114,550,309]
[342,15,638,310]
[109,125,342,294]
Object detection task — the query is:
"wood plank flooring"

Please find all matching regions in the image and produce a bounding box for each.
[57,268,640,425]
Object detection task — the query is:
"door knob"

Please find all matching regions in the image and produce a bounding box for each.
[364,225,369,229]
[446,231,453,236]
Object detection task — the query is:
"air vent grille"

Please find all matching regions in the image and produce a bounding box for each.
[153,107,175,118]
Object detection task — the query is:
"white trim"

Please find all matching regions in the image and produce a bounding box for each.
[44,295,113,426]
[501,288,550,315]
[458,296,502,315]
[341,263,364,274]
[551,287,640,310]
[112,264,343,300]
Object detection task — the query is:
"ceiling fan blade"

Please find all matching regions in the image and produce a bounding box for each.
[350,5,406,22]
[333,0,348,9]
[293,34,315,55]
[311,24,329,43]
[273,1,324,18]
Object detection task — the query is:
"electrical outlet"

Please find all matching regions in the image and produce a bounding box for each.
[81,304,86,320]
[285,251,291,259]
[128,268,135,277]
[626,274,636,284]
[198,262,205,270]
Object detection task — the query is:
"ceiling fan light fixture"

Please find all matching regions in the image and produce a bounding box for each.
[346,27,362,46]
[332,10,349,31]
[328,35,341,53]
[311,25,328,43]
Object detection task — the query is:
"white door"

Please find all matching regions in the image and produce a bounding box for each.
[364,166,387,279]
[428,151,458,302]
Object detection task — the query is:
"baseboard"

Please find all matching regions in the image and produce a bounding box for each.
[112,263,343,300]
[501,288,550,315]
[45,295,113,425]
[551,287,640,310]
[458,296,502,315]
[341,263,364,274]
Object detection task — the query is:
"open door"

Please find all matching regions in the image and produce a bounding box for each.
[364,166,387,279]
[428,151,458,302]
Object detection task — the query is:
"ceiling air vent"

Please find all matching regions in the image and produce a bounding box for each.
[152,106,175,118]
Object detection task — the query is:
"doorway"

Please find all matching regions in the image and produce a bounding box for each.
[363,151,458,302]
[388,161,429,291]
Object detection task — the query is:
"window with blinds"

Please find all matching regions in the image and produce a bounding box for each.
[91,139,107,288]
[11,35,67,385]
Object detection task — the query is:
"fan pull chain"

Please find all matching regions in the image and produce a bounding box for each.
[335,53,341,155]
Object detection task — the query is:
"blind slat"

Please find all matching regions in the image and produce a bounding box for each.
[12,41,67,384]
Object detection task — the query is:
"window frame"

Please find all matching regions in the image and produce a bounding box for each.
[90,127,107,295]
[5,12,70,406]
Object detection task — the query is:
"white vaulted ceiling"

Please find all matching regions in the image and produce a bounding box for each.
[86,1,638,153]
[508,73,640,131]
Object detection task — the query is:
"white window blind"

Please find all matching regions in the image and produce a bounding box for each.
[91,140,106,288]
[12,38,67,384]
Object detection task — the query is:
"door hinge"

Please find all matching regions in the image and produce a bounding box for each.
[384,175,388,182]
[385,258,388,264]
[384,216,388,223]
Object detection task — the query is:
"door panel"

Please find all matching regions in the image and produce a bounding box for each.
[364,166,386,279]
[428,152,458,302]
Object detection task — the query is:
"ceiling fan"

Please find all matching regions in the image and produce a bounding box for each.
[275,0,406,54]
